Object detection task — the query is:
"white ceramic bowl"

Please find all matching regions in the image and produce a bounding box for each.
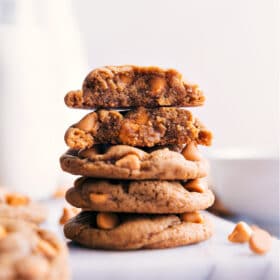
[207,149,279,234]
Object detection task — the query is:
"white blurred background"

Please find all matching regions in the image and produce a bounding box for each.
[73,0,279,154]
[0,0,279,231]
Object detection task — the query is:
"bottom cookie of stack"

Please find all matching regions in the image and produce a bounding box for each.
[64,176,214,250]
[64,211,213,250]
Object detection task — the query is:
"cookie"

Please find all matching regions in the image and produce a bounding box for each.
[0,218,69,280]
[0,189,47,224]
[66,178,215,213]
[60,145,209,180]
[64,107,212,149]
[64,211,213,250]
[64,65,205,109]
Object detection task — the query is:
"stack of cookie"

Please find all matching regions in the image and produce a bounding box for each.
[60,65,214,250]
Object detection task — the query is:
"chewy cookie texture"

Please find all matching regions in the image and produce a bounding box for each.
[64,211,213,250]
[0,218,69,280]
[61,65,214,250]
[65,65,205,109]
[65,107,212,149]
[60,144,209,180]
[66,177,215,214]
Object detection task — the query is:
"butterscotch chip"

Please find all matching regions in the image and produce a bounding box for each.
[66,178,215,213]
[249,227,272,255]
[75,112,98,132]
[64,65,205,109]
[184,178,208,193]
[64,212,213,250]
[115,154,140,170]
[65,107,212,149]
[89,193,109,204]
[0,225,7,240]
[6,194,29,206]
[228,221,253,243]
[96,212,119,230]
[60,144,208,180]
[150,77,166,94]
[59,207,80,225]
[182,142,202,161]
[180,212,204,223]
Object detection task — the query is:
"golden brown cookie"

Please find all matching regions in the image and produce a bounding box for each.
[0,218,69,280]
[66,178,215,214]
[0,189,47,224]
[60,145,209,180]
[64,211,213,250]
[64,107,212,149]
[65,65,205,108]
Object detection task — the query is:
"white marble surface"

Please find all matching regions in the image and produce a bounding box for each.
[43,200,279,280]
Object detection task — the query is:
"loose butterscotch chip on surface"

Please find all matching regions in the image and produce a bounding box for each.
[96,212,119,230]
[228,221,253,243]
[249,227,272,255]
[6,193,30,206]
[180,212,204,223]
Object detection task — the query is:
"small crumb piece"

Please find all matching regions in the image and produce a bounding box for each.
[228,221,253,243]
[0,225,7,240]
[36,239,57,259]
[90,193,109,204]
[96,212,119,230]
[6,193,30,206]
[249,227,272,255]
[59,207,80,225]
[180,212,204,223]
[184,178,208,193]
[182,142,202,161]
[52,186,68,199]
